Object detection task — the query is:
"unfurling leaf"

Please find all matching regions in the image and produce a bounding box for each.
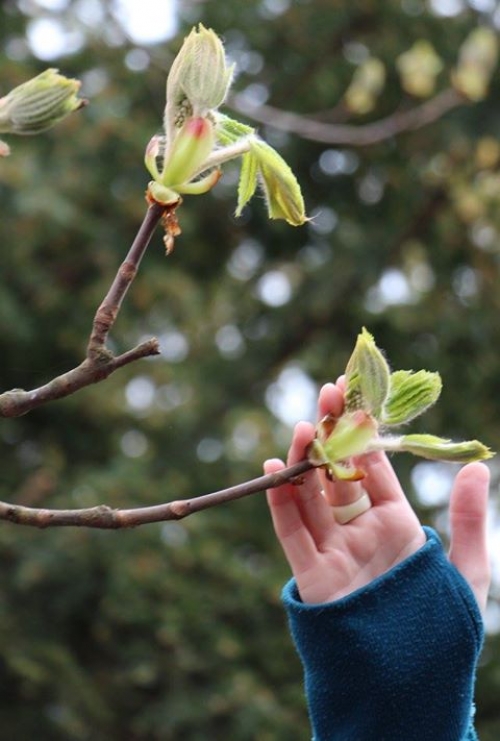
[307,329,493,479]
[236,151,259,216]
[382,370,442,426]
[247,139,307,226]
[397,434,493,463]
[345,327,390,419]
[309,411,378,480]
[215,113,255,146]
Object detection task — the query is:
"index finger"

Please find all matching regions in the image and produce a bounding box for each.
[265,457,319,575]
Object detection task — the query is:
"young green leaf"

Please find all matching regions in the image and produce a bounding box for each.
[215,113,255,146]
[309,329,493,479]
[236,151,259,217]
[397,434,493,463]
[308,411,378,479]
[248,139,307,226]
[381,369,442,426]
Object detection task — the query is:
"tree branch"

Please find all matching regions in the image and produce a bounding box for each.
[0,201,167,418]
[0,459,314,528]
[229,88,465,146]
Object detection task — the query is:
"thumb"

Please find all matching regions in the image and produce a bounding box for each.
[448,462,490,613]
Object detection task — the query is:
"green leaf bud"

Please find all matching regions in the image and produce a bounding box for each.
[381,369,442,426]
[309,411,378,475]
[147,30,306,225]
[165,24,234,136]
[396,40,444,98]
[397,434,493,463]
[344,58,386,114]
[344,327,390,419]
[0,69,85,136]
[452,28,498,101]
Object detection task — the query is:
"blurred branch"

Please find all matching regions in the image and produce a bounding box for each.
[0,202,166,418]
[0,459,314,528]
[229,88,465,146]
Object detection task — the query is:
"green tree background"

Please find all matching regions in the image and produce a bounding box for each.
[1,0,500,738]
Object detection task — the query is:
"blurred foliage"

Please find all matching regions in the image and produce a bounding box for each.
[1,0,500,738]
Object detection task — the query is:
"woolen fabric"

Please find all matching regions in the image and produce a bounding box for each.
[282,527,483,741]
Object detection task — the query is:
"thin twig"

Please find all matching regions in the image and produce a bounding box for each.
[87,202,164,353]
[229,88,465,146]
[0,201,166,418]
[0,459,314,528]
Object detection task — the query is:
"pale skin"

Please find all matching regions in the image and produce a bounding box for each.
[265,380,491,612]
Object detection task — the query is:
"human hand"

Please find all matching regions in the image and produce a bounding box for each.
[265,380,490,611]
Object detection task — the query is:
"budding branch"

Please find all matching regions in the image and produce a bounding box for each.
[0,83,467,526]
[0,201,166,418]
[0,199,315,528]
[0,459,314,529]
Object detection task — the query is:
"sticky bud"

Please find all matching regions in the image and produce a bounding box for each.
[165,23,234,136]
[0,69,86,136]
[308,410,378,479]
[145,25,306,226]
[344,327,390,419]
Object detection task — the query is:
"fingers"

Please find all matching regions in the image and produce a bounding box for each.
[317,382,344,420]
[267,380,419,564]
[265,456,319,575]
[448,462,490,613]
[357,451,408,505]
[265,415,334,570]
[286,420,316,466]
[285,420,337,547]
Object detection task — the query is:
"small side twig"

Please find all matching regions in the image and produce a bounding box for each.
[0,459,314,529]
[0,201,166,418]
[229,88,465,146]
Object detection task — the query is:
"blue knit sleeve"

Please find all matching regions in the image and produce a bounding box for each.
[282,527,483,741]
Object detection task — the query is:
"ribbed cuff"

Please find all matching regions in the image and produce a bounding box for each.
[283,528,483,741]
